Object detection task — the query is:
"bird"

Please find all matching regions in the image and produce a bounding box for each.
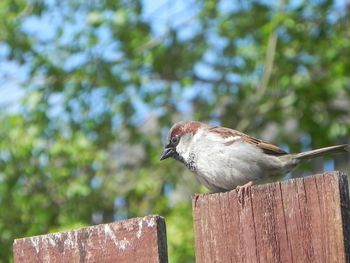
[160,120,349,198]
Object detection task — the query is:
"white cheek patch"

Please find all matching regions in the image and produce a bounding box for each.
[176,142,185,156]
[175,133,196,162]
[175,138,185,153]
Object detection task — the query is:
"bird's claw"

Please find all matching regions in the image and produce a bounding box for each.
[236,181,253,206]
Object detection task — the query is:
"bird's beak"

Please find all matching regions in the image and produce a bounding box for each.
[160,147,174,161]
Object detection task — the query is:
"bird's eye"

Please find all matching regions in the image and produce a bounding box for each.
[171,136,179,145]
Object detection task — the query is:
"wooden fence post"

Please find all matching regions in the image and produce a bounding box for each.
[13,215,168,263]
[192,171,350,263]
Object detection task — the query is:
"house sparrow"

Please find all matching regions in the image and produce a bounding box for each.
[160,121,349,195]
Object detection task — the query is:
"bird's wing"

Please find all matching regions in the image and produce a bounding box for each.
[209,126,287,156]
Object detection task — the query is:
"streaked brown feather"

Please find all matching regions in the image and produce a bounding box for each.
[210,126,287,156]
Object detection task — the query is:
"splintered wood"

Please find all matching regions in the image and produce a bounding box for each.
[13,215,168,263]
[193,171,350,263]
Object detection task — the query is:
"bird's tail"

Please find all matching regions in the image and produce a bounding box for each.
[294,144,349,160]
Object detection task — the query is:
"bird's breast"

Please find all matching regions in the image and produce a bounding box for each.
[191,141,284,191]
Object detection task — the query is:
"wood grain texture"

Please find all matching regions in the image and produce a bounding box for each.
[13,215,168,263]
[193,171,350,263]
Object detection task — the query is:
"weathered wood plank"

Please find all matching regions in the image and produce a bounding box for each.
[193,171,350,263]
[13,215,168,263]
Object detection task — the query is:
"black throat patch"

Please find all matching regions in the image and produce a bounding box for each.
[174,151,196,172]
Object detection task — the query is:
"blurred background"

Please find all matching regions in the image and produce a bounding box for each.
[0,0,349,262]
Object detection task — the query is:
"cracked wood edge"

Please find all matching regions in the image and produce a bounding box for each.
[13,215,168,263]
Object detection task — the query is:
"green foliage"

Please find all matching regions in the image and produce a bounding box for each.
[0,0,350,262]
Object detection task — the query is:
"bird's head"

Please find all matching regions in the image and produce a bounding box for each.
[160,121,205,163]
